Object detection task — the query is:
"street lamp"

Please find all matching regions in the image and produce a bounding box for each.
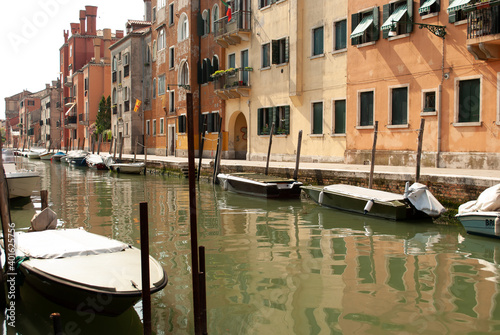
[389,20,446,39]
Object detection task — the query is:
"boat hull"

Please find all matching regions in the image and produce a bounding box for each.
[109,163,145,174]
[456,212,500,237]
[218,173,302,198]
[301,184,420,220]
[6,173,40,198]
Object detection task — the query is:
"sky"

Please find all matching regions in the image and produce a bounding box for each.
[0,0,146,119]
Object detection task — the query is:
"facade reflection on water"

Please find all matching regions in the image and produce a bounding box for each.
[8,158,500,334]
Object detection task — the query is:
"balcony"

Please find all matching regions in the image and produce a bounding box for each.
[214,10,251,48]
[64,116,77,128]
[466,2,500,59]
[213,68,251,100]
[64,76,73,87]
[64,97,75,107]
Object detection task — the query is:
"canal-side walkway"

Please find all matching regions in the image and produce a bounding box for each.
[118,153,499,204]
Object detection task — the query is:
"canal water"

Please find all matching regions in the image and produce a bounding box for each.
[6,158,500,334]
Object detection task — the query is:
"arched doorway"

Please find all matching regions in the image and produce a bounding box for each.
[229,111,247,159]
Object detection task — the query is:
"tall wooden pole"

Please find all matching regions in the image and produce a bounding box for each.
[293,130,303,181]
[0,141,13,309]
[368,121,378,189]
[415,118,425,183]
[265,122,275,176]
[139,202,152,335]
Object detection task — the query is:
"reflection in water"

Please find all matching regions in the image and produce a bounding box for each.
[7,158,500,334]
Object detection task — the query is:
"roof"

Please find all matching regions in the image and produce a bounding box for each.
[126,20,151,26]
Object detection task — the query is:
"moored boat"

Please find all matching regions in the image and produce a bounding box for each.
[456,184,500,237]
[65,150,88,166]
[217,172,303,198]
[39,151,54,160]
[50,152,66,162]
[301,182,445,220]
[86,154,108,170]
[104,156,145,174]
[2,150,40,199]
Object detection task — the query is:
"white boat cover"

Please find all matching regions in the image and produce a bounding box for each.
[458,183,500,214]
[406,183,446,217]
[16,228,128,259]
[322,184,405,202]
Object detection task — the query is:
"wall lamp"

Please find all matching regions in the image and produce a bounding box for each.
[167,84,191,91]
[389,20,446,39]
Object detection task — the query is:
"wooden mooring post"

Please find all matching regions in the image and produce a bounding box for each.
[265,123,275,176]
[415,118,425,183]
[139,202,152,335]
[293,130,303,181]
[368,121,379,189]
[41,190,48,210]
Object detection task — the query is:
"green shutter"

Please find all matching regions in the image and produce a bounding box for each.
[334,100,346,134]
[459,79,480,122]
[392,88,408,125]
[382,4,390,39]
[208,59,214,82]
[272,40,279,64]
[272,107,277,134]
[197,12,204,36]
[258,108,262,135]
[313,103,323,134]
[284,106,290,134]
[360,92,373,126]
[407,0,413,33]
[207,9,210,34]
[351,13,361,46]
[372,6,380,41]
[285,37,289,63]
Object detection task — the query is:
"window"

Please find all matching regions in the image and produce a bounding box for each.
[351,7,380,45]
[152,7,156,22]
[146,120,150,135]
[203,112,221,133]
[275,106,290,134]
[457,78,480,123]
[334,19,347,51]
[359,91,374,126]
[160,118,164,135]
[422,90,436,113]
[202,10,210,35]
[180,62,189,87]
[169,3,174,25]
[419,0,440,16]
[169,46,175,69]
[126,122,129,136]
[259,0,271,9]
[262,43,270,68]
[178,115,187,133]
[448,0,467,23]
[153,78,156,99]
[211,5,219,33]
[334,100,346,134]
[257,107,273,135]
[158,0,166,9]
[27,100,34,106]
[390,86,408,125]
[158,29,166,50]
[152,41,157,61]
[153,119,157,136]
[381,1,412,39]
[179,13,189,41]
[145,45,151,64]
[158,75,166,95]
[312,26,324,56]
[112,56,117,71]
[228,53,236,69]
[312,102,323,134]
[123,87,129,101]
[169,90,175,113]
[112,88,117,104]
[272,37,289,65]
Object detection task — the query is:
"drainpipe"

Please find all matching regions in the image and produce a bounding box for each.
[436,36,445,168]
[247,99,251,160]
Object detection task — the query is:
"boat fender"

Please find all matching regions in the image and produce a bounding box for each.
[364,199,375,214]
[403,181,410,198]
[223,179,228,191]
[495,217,500,236]
[319,191,324,205]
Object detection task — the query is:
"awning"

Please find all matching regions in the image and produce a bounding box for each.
[65,103,76,116]
[350,15,374,39]
[381,4,408,31]
[419,0,437,13]
[447,0,471,13]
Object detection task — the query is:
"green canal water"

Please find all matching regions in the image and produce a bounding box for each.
[5,158,500,334]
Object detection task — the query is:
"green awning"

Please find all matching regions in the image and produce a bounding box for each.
[419,0,437,13]
[381,4,408,31]
[350,15,374,39]
[447,0,471,13]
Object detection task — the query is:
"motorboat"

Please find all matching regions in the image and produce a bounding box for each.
[26,148,45,159]
[86,154,108,170]
[50,152,66,162]
[2,150,40,199]
[301,182,446,220]
[10,226,168,316]
[456,183,500,237]
[104,156,145,174]
[217,172,303,198]
[39,151,54,160]
[65,150,88,166]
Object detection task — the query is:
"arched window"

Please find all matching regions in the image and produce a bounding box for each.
[112,88,117,104]
[180,61,189,87]
[202,10,210,35]
[178,13,189,41]
[211,5,219,33]
[112,56,117,71]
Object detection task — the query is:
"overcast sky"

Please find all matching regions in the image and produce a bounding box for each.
[0,0,146,119]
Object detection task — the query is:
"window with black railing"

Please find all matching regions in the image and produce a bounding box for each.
[213,9,252,38]
[467,4,500,39]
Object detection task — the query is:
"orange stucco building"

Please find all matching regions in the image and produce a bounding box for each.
[346,0,500,169]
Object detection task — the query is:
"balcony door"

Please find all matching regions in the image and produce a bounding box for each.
[241,49,249,84]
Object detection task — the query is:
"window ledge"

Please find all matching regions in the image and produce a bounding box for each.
[387,124,409,129]
[356,41,376,48]
[421,12,438,20]
[421,111,437,116]
[310,53,325,60]
[330,133,346,137]
[356,125,374,130]
[309,134,324,138]
[332,49,347,55]
[275,62,288,68]
[260,66,271,71]
[453,121,482,127]
[455,19,467,26]
[388,33,410,41]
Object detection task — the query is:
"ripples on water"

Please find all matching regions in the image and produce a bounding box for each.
[7,159,500,334]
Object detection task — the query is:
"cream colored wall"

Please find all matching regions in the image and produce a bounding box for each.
[223,0,347,162]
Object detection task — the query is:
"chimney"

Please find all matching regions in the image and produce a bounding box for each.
[144,0,152,22]
[64,30,69,43]
[46,84,50,89]
[103,29,112,64]
[85,5,98,35]
[79,10,86,35]
[93,38,101,63]
[116,30,124,39]
[70,23,80,35]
